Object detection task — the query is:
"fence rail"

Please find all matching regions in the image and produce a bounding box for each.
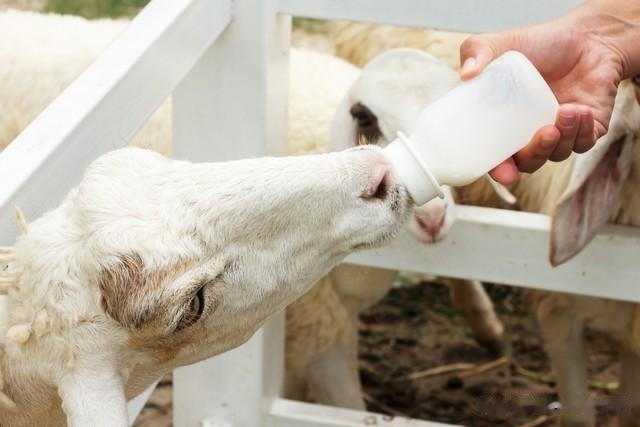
[0,0,231,244]
[275,0,582,33]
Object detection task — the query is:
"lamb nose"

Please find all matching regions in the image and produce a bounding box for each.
[362,162,389,200]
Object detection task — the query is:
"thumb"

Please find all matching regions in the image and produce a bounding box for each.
[459,33,512,80]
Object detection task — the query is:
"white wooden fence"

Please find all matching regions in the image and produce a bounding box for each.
[2,0,637,426]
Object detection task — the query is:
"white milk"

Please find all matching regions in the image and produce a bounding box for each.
[383,51,558,205]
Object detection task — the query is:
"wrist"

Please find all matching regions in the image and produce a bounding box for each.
[573,0,640,78]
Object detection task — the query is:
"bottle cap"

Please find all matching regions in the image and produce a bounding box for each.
[382,131,443,205]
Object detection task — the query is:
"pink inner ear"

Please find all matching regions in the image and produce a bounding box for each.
[550,138,631,266]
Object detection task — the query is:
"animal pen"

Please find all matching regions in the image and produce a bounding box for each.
[0,0,637,425]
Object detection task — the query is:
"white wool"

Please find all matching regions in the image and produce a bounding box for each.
[0,11,171,156]
[330,21,469,71]
[0,11,360,159]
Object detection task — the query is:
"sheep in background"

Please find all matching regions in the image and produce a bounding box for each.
[330,21,469,71]
[0,10,172,156]
[0,11,361,159]
[525,81,640,427]
[347,46,640,424]
[284,48,509,410]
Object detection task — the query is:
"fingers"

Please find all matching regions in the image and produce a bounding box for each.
[549,105,596,161]
[550,105,580,161]
[513,125,561,173]
[507,105,597,178]
[490,158,519,185]
[573,106,595,153]
[460,33,512,80]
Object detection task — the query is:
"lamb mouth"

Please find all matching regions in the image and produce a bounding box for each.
[351,187,410,250]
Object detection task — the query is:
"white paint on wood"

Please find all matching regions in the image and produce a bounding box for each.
[126,381,158,425]
[275,0,582,33]
[348,205,640,302]
[172,0,291,425]
[265,399,460,427]
[173,3,291,161]
[0,0,231,245]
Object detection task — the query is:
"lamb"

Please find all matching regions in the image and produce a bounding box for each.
[0,143,409,426]
[332,42,640,425]
[342,44,640,425]
[0,10,357,159]
[0,10,172,156]
[329,21,469,71]
[283,48,509,410]
[520,81,640,427]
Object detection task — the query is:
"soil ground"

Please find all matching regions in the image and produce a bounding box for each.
[359,279,621,427]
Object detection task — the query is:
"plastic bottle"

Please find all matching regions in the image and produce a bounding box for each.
[382,51,558,205]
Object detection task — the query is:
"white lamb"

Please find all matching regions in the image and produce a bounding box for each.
[333,40,640,425]
[0,10,172,156]
[0,143,408,426]
[339,43,640,425]
[518,81,640,427]
[283,49,509,410]
[0,11,356,158]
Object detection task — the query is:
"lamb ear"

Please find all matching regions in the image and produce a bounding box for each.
[549,117,634,266]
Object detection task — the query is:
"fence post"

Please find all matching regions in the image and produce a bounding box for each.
[172,0,291,425]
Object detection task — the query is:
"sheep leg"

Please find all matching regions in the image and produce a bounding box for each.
[444,278,505,355]
[618,348,640,427]
[537,310,593,427]
[57,354,128,427]
[307,316,365,411]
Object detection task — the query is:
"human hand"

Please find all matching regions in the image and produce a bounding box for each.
[460,2,634,184]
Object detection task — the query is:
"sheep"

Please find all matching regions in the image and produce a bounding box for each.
[342,44,640,425]
[0,8,370,413]
[329,21,469,71]
[283,48,509,410]
[331,40,640,425]
[0,10,172,156]
[0,142,409,426]
[517,81,640,427]
[0,11,358,159]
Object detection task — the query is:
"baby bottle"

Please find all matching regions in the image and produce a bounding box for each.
[383,51,558,205]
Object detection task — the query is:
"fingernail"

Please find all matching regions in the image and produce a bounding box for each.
[461,58,476,76]
[558,112,577,127]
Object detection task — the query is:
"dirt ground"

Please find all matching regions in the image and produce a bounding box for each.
[359,279,621,427]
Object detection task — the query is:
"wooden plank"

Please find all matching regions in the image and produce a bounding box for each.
[264,399,460,427]
[347,205,640,302]
[172,0,291,425]
[0,0,231,245]
[275,0,581,33]
[126,381,158,425]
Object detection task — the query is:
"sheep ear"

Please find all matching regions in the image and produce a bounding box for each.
[485,174,517,205]
[549,123,633,266]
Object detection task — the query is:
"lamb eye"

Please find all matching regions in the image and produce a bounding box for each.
[176,286,206,331]
[633,75,640,86]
